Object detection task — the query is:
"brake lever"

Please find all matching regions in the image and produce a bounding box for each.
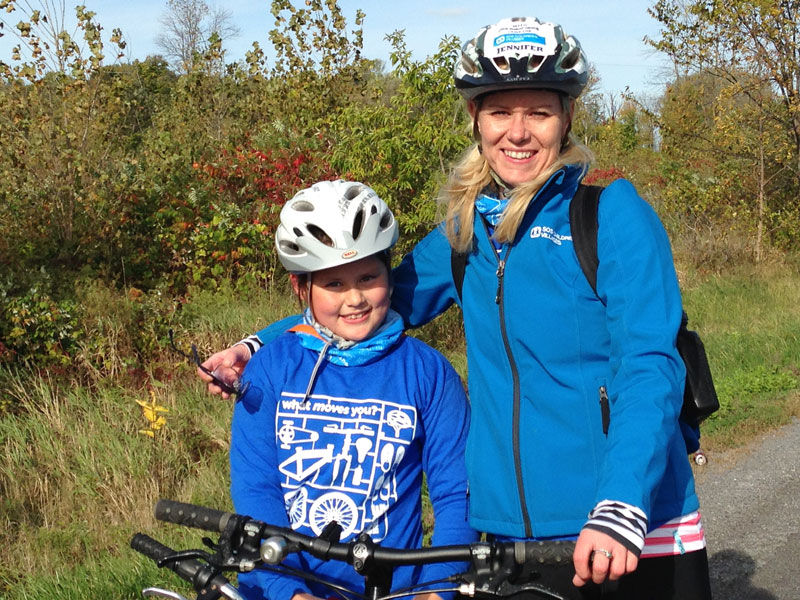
[156,549,215,569]
[485,579,566,600]
[459,543,568,600]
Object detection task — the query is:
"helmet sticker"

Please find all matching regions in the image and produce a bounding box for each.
[493,33,546,46]
[487,21,556,58]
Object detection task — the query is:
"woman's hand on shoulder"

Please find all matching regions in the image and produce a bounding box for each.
[572,528,638,587]
[197,343,251,399]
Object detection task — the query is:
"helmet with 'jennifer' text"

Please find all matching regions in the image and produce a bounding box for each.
[455,16,589,101]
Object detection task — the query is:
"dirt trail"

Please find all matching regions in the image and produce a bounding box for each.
[694,418,800,599]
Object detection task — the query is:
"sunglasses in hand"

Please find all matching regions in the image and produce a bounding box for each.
[168,329,250,398]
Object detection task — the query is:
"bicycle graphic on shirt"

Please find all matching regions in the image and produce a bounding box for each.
[276,392,417,542]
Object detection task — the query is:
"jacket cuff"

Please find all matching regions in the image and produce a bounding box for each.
[583,500,648,557]
[237,334,263,358]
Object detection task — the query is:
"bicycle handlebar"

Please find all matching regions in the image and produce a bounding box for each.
[142,499,577,600]
[153,498,575,566]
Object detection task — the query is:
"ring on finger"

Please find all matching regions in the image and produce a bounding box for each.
[591,548,613,560]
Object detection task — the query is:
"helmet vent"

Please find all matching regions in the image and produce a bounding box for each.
[528,54,544,71]
[493,56,509,72]
[279,240,301,254]
[561,46,579,70]
[307,224,334,247]
[293,227,304,237]
[352,208,364,240]
[461,55,478,75]
[379,211,392,230]
[291,200,315,212]
[344,185,363,200]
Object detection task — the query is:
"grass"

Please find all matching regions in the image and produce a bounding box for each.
[680,260,800,451]
[0,374,234,597]
[0,259,799,598]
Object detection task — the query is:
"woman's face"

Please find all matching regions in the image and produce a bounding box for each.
[470,89,573,188]
[292,255,391,342]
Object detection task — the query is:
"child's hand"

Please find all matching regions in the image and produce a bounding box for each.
[198,344,251,399]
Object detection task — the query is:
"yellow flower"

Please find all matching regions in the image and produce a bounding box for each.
[136,391,169,435]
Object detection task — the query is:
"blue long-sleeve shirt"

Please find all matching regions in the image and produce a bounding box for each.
[231,328,476,600]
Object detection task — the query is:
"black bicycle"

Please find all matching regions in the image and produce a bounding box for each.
[132,499,576,600]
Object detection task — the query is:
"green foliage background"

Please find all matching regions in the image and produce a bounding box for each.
[1,0,800,598]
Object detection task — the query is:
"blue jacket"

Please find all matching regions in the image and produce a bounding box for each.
[390,165,699,539]
[255,166,699,540]
[231,327,475,600]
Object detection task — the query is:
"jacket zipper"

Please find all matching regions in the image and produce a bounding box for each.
[599,385,610,435]
[480,216,532,537]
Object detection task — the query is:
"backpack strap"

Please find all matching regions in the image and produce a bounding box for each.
[569,184,605,297]
[451,249,468,303]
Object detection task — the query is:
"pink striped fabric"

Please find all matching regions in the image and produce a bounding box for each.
[640,511,706,558]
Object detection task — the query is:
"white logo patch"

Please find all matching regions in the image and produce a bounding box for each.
[530,225,572,246]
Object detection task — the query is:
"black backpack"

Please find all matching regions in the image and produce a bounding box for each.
[450,185,719,446]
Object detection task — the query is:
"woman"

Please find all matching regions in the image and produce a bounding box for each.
[202,17,711,599]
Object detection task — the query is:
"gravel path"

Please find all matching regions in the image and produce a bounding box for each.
[694,418,800,599]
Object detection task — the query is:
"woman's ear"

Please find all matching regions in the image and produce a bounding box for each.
[468,100,481,136]
[467,99,479,120]
[289,274,308,302]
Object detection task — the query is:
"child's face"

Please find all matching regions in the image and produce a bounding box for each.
[297,255,391,342]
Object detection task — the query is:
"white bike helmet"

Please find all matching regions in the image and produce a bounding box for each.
[455,16,589,101]
[276,180,398,273]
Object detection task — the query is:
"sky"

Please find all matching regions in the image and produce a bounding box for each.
[0,1,672,98]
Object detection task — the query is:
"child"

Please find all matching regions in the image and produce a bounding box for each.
[230,180,476,600]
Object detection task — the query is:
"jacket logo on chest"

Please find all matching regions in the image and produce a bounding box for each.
[530,225,572,246]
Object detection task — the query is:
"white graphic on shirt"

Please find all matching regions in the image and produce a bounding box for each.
[530,225,572,245]
[276,392,417,542]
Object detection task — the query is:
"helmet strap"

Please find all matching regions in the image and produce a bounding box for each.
[560,94,575,151]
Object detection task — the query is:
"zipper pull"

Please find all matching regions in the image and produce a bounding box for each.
[599,385,610,435]
[495,260,506,304]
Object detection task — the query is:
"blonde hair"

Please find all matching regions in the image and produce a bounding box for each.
[440,105,594,252]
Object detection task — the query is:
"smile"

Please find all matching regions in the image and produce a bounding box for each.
[341,310,370,321]
[504,150,533,159]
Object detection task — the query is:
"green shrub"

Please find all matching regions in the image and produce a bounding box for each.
[0,287,81,366]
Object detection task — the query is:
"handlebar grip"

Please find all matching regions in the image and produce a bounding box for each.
[518,540,575,565]
[155,499,233,533]
[131,533,236,599]
[131,533,206,582]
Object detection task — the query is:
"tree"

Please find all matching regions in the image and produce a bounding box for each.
[0,0,126,80]
[155,0,239,73]
[572,64,605,148]
[647,0,800,181]
[647,0,800,254]
[0,1,130,286]
[329,32,470,253]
